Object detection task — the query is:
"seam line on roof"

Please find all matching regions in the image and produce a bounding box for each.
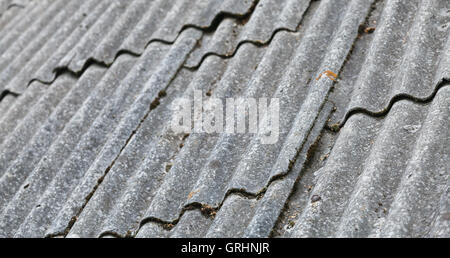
[330,79,450,131]
[184,27,297,70]
[0,1,26,17]
[178,0,260,34]
[267,2,383,236]
[183,0,316,70]
[6,3,25,10]
[268,126,325,238]
[324,0,381,131]
[27,43,164,86]
[0,90,19,102]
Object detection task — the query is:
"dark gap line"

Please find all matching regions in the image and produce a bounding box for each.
[0,90,19,102]
[184,0,317,70]
[184,27,297,70]
[338,79,449,129]
[324,0,383,132]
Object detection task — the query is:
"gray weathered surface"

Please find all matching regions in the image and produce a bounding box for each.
[0,0,448,238]
[185,0,311,68]
[277,86,449,238]
[0,0,256,94]
[328,0,450,126]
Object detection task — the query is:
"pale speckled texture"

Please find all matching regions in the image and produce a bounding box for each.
[0,0,448,238]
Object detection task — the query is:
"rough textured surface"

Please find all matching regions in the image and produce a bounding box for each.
[276,86,449,238]
[0,0,448,238]
[328,0,450,126]
[185,0,311,68]
[0,0,256,93]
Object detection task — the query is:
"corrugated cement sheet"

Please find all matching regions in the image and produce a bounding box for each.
[0,0,448,238]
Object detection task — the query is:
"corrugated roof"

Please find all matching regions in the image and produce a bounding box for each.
[276,86,449,238]
[184,0,312,68]
[329,0,450,127]
[0,0,448,238]
[0,0,256,94]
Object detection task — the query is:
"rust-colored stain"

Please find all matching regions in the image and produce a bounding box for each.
[316,70,338,81]
[364,26,376,34]
[187,190,200,200]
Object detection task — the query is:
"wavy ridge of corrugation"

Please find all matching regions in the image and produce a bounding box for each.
[184,0,313,68]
